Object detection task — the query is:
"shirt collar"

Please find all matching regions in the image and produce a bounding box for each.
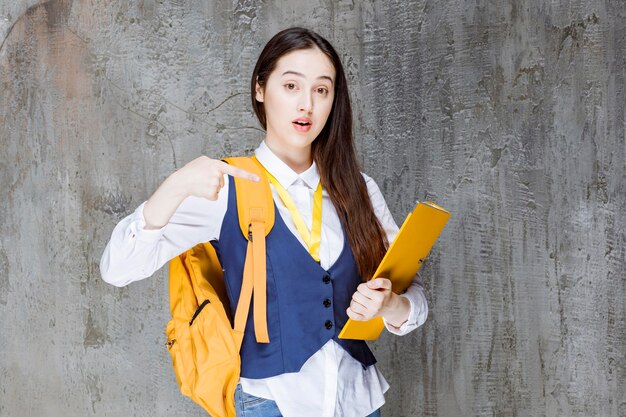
[254,140,321,190]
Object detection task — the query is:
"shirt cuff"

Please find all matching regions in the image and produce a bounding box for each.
[382,294,419,336]
[127,201,167,244]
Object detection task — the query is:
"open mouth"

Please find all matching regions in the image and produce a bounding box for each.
[292,120,312,132]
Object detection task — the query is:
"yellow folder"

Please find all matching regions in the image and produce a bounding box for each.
[338,201,451,340]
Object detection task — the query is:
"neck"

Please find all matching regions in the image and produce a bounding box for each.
[265,139,313,174]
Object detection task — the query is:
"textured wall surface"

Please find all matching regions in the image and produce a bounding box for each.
[1,1,624,416]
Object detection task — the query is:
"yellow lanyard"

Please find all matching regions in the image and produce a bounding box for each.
[252,156,323,262]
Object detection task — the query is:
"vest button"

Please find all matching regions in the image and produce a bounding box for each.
[323,275,331,284]
[323,298,331,308]
[325,320,333,329]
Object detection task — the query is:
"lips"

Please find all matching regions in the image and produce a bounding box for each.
[292,117,312,127]
[292,117,312,132]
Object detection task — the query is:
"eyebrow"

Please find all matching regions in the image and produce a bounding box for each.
[281,70,334,85]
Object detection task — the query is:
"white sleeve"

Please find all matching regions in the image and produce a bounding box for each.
[99,174,229,287]
[361,172,429,336]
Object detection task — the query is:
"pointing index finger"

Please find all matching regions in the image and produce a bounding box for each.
[219,161,260,182]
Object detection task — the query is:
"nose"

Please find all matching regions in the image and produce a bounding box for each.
[298,91,313,113]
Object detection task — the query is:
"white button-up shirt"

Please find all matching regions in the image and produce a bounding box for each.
[100,140,428,417]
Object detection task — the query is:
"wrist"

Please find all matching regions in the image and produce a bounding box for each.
[382,293,410,328]
[165,171,191,200]
[143,173,189,230]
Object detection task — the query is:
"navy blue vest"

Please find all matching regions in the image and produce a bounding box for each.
[210,175,377,379]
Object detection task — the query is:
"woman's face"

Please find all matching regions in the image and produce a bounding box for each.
[255,47,336,162]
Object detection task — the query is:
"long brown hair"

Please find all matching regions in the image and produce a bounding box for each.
[250,27,388,282]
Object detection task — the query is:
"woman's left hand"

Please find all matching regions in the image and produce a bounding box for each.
[346,278,410,322]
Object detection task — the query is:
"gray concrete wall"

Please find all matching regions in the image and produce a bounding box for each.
[1,1,624,416]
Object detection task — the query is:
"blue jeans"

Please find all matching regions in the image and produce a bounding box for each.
[234,383,382,417]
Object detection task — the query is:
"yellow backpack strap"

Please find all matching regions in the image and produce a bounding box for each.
[222,156,274,344]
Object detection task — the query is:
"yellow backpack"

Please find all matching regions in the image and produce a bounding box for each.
[164,156,274,417]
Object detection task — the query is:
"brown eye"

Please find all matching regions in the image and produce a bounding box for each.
[318,87,329,95]
[285,83,296,90]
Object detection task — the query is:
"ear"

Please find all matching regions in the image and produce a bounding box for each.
[255,78,264,102]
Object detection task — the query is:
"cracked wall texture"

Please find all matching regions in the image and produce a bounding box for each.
[0,1,624,416]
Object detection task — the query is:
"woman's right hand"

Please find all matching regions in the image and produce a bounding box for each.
[143,156,260,229]
[175,156,260,201]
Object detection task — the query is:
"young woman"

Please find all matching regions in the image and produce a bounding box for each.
[100,26,428,417]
